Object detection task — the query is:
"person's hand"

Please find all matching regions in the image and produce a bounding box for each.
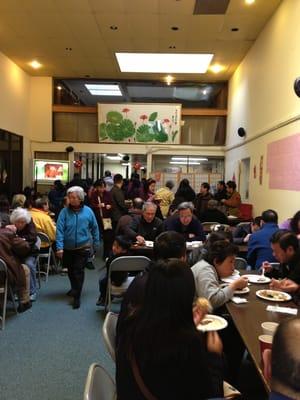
[277,278,300,293]
[243,233,251,243]
[193,305,206,326]
[56,250,64,259]
[262,261,273,273]
[5,224,17,233]
[269,278,282,290]
[206,331,223,354]
[136,235,145,245]
[231,276,248,290]
[106,204,112,210]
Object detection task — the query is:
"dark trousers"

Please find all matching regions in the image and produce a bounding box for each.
[63,248,90,299]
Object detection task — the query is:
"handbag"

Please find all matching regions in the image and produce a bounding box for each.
[98,196,112,231]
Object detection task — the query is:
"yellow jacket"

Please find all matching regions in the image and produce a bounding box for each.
[155,187,175,218]
[30,208,56,245]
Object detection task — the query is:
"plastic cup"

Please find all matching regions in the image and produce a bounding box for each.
[259,334,273,359]
[261,322,279,336]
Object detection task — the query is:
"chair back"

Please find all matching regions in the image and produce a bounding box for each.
[235,257,248,270]
[201,222,220,231]
[0,258,8,293]
[109,256,150,273]
[102,312,118,362]
[37,232,51,246]
[83,363,115,400]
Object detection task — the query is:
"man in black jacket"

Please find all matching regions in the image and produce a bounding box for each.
[110,174,128,231]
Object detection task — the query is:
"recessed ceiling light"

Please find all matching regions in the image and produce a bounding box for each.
[116,53,214,73]
[165,75,174,85]
[209,64,224,74]
[57,86,62,91]
[171,26,179,31]
[65,47,72,51]
[85,84,122,96]
[169,45,176,49]
[110,25,118,30]
[231,27,239,32]
[245,0,255,4]
[29,60,42,69]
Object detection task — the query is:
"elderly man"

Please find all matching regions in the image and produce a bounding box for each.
[263,318,300,400]
[115,197,144,236]
[30,197,56,244]
[125,201,163,244]
[56,186,100,309]
[165,202,206,242]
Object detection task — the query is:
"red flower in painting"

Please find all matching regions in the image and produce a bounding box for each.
[163,118,170,124]
[140,114,148,122]
[122,108,130,113]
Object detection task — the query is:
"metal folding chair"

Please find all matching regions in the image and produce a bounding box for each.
[37,232,58,283]
[102,312,118,362]
[0,258,18,330]
[235,257,248,270]
[83,363,115,400]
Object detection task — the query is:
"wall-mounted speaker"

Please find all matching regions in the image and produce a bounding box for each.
[294,77,300,97]
[237,127,246,137]
[65,146,74,152]
[122,155,130,162]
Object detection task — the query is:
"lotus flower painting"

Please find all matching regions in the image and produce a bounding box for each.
[98,103,181,144]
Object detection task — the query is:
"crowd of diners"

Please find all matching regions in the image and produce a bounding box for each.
[2,171,300,398]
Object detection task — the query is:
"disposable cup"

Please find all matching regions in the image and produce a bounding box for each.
[261,322,279,336]
[259,334,273,359]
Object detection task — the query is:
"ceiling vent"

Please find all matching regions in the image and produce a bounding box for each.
[193,0,230,15]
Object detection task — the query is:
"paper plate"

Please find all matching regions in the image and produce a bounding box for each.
[221,275,241,284]
[197,314,228,332]
[243,274,271,284]
[145,240,154,248]
[220,283,250,295]
[256,289,291,302]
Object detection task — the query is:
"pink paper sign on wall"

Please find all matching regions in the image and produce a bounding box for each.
[267,133,300,190]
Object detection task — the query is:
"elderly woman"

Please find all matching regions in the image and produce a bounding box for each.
[6,207,39,301]
[56,186,100,309]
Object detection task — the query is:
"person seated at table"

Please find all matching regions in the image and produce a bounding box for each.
[154,180,175,218]
[192,240,248,310]
[115,197,144,236]
[214,180,227,203]
[124,201,164,244]
[233,216,262,245]
[220,180,241,217]
[247,209,279,269]
[116,258,224,400]
[262,230,300,293]
[30,197,56,245]
[169,178,196,213]
[195,182,213,219]
[199,199,229,224]
[262,318,300,400]
[96,235,131,306]
[164,202,206,242]
[279,210,300,239]
[0,227,32,313]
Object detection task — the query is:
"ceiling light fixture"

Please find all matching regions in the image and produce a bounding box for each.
[57,86,62,91]
[245,0,255,4]
[29,60,42,69]
[85,84,122,96]
[171,157,208,161]
[171,26,179,31]
[165,75,174,85]
[170,161,201,165]
[106,155,122,161]
[110,25,118,30]
[116,53,214,73]
[210,64,224,73]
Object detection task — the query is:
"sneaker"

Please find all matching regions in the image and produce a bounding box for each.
[73,298,80,309]
[30,293,37,302]
[85,261,95,270]
[17,301,32,313]
[96,296,105,306]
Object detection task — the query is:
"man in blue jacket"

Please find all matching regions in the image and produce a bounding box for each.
[247,209,278,269]
[56,186,100,309]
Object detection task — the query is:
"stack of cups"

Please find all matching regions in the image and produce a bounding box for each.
[259,322,279,360]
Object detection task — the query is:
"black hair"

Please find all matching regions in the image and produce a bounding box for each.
[132,198,144,210]
[104,170,111,177]
[272,318,300,393]
[253,216,262,226]
[113,174,123,184]
[207,230,233,246]
[290,211,300,234]
[204,240,238,265]
[0,195,10,213]
[201,182,210,191]
[218,180,225,187]
[114,236,131,251]
[261,209,278,224]
[94,179,106,188]
[153,231,186,260]
[165,180,174,190]
[270,229,299,251]
[226,180,236,190]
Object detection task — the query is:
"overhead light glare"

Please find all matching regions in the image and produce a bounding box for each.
[121,163,130,166]
[165,75,174,85]
[170,161,201,165]
[57,85,62,91]
[85,84,122,96]
[106,156,122,161]
[171,157,208,161]
[209,64,225,74]
[29,60,42,69]
[245,0,255,4]
[116,53,214,73]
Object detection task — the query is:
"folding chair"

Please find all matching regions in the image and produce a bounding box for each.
[83,363,116,400]
[105,255,150,311]
[201,222,220,232]
[235,257,248,270]
[102,312,118,362]
[0,258,18,330]
[36,232,58,282]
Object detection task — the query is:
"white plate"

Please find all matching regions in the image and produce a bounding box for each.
[220,283,250,295]
[221,275,241,283]
[232,269,240,276]
[243,274,271,284]
[145,241,154,248]
[197,314,228,332]
[256,289,291,302]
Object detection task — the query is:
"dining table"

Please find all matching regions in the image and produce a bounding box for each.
[226,273,299,392]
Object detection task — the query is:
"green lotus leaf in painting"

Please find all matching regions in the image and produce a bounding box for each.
[106,123,124,141]
[99,123,108,140]
[152,120,168,142]
[106,111,123,124]
[136,124,154,142]
[148,112,158,122]
[120,118,135,137]
[172,130,178,142]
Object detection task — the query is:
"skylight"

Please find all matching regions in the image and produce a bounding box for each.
[85,84,122,96]
[115,53,214,74]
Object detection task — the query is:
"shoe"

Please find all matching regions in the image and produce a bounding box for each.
[96,296,105,306]
[85,261,95,270]
[17,301,32,313]
[73,298,80,309]
[30,293,37,302]
[66,289,76,297]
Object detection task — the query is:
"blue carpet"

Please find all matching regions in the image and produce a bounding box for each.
[0,261,115,400]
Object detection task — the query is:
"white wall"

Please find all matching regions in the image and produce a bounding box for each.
[226,0,300,221]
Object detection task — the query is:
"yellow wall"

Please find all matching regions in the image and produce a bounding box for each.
[226,0,300,222]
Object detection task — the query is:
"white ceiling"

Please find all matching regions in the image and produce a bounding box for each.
[0,0,281,81]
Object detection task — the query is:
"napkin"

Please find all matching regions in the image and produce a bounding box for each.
[266,305,298,315]
[231,296,248,304]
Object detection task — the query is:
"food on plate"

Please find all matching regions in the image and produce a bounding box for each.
[259,290,288,301]
[195,298,212,314]
[200,319,213,326]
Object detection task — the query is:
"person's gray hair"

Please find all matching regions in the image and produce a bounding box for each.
[177,201,194,212]
[10,207,31,224]
[67,186,85,201]
[143,201,157,212]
